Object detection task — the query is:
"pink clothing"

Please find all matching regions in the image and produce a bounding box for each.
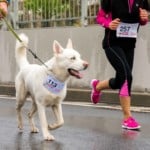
[130,0,134,6]
[130,0,134,8]
[96,0,148,28]
[119,80,129,97]
[128,0,134,12]
[96,9,112,28]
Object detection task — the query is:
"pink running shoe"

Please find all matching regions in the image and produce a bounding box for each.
[122,117,141,130]
[90,79,101,104]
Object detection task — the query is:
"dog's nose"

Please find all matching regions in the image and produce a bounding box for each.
[83,61,89,69]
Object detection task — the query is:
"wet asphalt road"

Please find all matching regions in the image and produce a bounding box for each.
[0,96,150,150]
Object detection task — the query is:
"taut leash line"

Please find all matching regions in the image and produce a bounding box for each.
[0,8,48,68]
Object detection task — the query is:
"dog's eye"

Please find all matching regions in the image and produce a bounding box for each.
[70,56,76,60]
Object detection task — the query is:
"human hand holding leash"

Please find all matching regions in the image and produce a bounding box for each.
[109,18,121,30]
[0,0,8,19]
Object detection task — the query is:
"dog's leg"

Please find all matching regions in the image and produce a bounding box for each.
[48,104,64,130]
[28,101,39,133]
[16,80,27,130]
[16,99,25,130]
[37,102,55,141]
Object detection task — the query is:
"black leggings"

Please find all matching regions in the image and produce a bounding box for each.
[104,46,134,96]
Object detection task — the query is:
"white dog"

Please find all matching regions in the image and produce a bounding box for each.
[15,33,88,141]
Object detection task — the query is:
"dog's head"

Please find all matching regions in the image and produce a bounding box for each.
[52,39,88,79]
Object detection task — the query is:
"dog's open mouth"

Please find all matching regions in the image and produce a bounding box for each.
[68,69,83,79]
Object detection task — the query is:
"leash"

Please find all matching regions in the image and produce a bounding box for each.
[0,8,48,68]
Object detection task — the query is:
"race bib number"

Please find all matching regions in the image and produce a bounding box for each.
[43,75,65,94]
[117,22,139,38]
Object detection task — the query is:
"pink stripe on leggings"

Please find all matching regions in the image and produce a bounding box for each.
[119,80,129,96]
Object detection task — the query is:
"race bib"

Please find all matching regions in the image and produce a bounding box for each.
[43,75,65,94]
[117,22,139,38]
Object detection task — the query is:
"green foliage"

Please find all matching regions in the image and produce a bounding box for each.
[24,0,71,19]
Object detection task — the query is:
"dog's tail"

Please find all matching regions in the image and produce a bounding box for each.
[15,33,29,69]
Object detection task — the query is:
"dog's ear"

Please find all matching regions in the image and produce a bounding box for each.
[66,38,73,49]
[53,40,63,54]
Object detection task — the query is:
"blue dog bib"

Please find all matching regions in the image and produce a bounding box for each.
[43,75,65,94]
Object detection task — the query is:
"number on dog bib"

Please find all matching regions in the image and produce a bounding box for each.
[117,22,139,38]
[43,75,65,94]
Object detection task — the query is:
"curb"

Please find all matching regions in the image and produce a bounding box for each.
[67,88,150,107]
[0,84,150,107]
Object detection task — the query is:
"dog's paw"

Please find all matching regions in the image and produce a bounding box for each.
[31,127,39,133]
[44,134,55,141]
[48,122,64,130]
[48,123,59,130]
[48,124,56,130]
[18,124,23,130]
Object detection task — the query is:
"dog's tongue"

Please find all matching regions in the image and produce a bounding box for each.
[74,71,83,79]
[69,69,83,79]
